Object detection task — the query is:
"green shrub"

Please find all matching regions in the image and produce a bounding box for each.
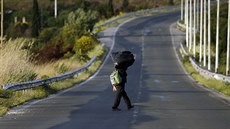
[39,27,58,42]
[63,51,74,58]
[56,63,69,74]
[41,75,50,79]
[182,55,190,64]
[97,49,104,58]
[0,90,13,98]
[74,36,97,55]
[6,22,31,38]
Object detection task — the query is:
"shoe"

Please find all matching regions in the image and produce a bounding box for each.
[112,108,121,111]
[128,105,134,110]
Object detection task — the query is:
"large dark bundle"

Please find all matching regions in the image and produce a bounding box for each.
[111,51,135,69]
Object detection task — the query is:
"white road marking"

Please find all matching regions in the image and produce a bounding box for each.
[171,80,179,83]
[154,80,161,83]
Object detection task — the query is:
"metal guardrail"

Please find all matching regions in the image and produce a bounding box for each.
[3,56,97,91]
[178,21,230,83]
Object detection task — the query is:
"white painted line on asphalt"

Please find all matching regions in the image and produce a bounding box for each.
[170,23,195,82]
[7,111,25,115]
[154,80,161,83]
[171,80,179,83]
[131,25,146,125]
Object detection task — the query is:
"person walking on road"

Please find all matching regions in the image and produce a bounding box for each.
[112,66,134,111]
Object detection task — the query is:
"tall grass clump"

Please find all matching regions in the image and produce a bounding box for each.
[0,38,37,87]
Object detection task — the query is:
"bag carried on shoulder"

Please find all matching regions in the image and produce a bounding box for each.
[110,70,122,86]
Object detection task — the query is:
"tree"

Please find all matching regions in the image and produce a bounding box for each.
[74,35,98,61]
[108,0,114,17]
[31,0,41,37]
[168,0,174,5]
[61,8,98,50]
[121,0,129,11]
[74,36,97,55]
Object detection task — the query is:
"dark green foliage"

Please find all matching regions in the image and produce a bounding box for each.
[78,0,91,11]
[33,8,98,62]
[74,35,98,62]
[183,55,190,64]
[96,3,109,19]
[108,0,115,17]
[6,22,31,38]
[168,0,174,5]
[62,8,98,47]
[0,90,13,98]
[121,0,129,11]
[32,0,41,37]
[210,2,228,55]
[39,27,58,43]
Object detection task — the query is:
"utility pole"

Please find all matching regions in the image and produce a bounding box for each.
[189,0,193,52]
[197,0,199,30]
[181,0,184,21]
[215,0,220,73]
[193,0,196,57]
[186,0,189,47]
[227,0,230,75]
[1,0,3,46]
[200,0,203,63]
[203,0,207,67]
[54,0,57,18]
[208,0,211,70]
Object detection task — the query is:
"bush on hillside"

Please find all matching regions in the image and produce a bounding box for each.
[74,36,98,61]
[39,27,58,43]
[60,8,99,52]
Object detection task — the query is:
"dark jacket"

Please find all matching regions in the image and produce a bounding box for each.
[117,68,127,84]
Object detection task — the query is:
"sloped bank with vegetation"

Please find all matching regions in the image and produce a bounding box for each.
[0,4,106,116]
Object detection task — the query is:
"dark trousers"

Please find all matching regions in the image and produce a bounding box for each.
[112,83,132,109]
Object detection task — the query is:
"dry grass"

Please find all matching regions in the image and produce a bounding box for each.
[0,38,101,85]
[0,38,37,87]
[34,58,84,78]
[0,56,104,116]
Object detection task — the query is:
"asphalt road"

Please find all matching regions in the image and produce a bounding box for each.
[1,10,230,129]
